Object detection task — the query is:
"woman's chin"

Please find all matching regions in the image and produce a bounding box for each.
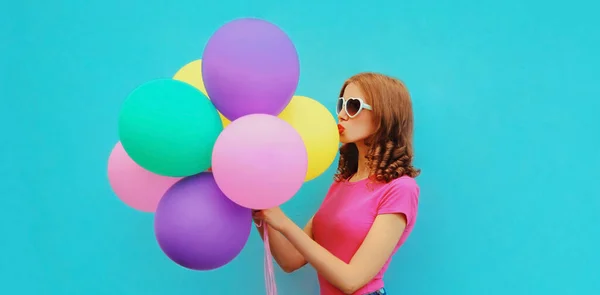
[339,134,348,143]
[339,135,353,144]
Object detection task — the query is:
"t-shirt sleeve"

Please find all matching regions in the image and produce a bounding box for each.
[377,179,419,224]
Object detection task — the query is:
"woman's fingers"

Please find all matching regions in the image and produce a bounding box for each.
[252,210,264,227]
[252,210,263,219]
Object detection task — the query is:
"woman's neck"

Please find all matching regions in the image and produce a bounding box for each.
[352,141,371,181]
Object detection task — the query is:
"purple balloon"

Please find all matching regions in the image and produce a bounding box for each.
[202,17,300,121]
[154,172,252,270]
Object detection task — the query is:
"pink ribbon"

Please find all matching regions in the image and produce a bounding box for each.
[258,221,278,295]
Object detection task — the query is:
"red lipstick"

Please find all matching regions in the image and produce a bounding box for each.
[337,124,345,135]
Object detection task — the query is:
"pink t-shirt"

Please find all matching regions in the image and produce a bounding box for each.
[312,175,420,295]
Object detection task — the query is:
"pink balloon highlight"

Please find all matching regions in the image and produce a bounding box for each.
[107,142,182,212]
[211,114,308,209]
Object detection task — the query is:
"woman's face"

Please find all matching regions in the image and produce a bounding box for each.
[337,83,377,144]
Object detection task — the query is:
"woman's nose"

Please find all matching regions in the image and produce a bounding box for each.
[337,109,349,121]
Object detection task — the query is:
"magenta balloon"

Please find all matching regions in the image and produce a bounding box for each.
[154,173,252,270]
[202,18,300,121]
[211,114,308,209]
[107,141,181,212]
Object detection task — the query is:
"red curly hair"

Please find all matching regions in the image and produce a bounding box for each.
[334,72,420,183]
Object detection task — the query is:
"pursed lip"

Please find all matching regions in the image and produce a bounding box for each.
[337,124,345,134]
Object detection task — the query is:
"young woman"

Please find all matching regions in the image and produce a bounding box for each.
[253,72,421,295]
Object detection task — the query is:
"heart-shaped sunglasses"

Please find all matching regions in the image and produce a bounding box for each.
[336,97,373,118]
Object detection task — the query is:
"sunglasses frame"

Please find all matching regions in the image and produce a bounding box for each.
[336,97,373,118]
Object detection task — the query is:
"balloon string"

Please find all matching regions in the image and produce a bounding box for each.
[258,221,278,295]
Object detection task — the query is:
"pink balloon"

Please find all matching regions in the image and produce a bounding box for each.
[211,114,308,209]
[107,142,182,212]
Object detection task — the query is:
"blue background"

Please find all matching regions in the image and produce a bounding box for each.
[2,0,599,294]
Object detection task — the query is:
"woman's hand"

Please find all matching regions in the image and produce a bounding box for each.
[252,207,293,232]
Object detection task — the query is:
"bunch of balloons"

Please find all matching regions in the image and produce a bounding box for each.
[106,18,339,271]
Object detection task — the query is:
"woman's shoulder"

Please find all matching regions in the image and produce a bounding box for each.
[375,175,420,220]
[380,175,420,199]
[389,175,419,188]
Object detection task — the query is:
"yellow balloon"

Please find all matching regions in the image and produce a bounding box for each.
[173,59,231,128]
[278,95,340,181]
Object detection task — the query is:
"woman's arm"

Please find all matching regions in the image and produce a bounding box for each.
[280,213,407,294]
[255,214,314,273]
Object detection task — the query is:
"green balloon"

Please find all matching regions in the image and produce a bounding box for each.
[118,79,223,177]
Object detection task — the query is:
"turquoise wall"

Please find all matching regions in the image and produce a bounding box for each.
[2,0,599,294]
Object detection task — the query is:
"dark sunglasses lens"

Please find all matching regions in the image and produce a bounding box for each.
[336,99,343,114]
[346,98,361,116]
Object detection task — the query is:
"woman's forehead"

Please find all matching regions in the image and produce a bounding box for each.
[342,83,365,98]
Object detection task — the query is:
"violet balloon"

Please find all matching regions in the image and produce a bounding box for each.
[154,173,252,270]
[202,18,300,121]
